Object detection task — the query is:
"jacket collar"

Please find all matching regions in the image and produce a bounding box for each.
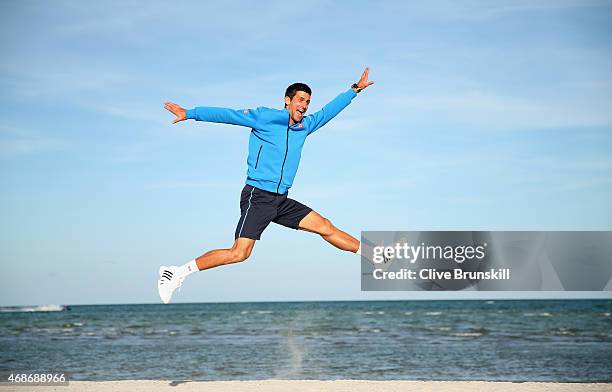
[283,108,304,128]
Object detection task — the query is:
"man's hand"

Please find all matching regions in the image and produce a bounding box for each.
[164,102,187,124]
[353,67,374,92]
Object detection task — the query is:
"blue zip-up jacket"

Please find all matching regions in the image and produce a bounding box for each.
[185,88,357,194]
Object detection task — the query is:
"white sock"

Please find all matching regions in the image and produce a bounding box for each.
[177,259,199,278]
[356,243,361,255]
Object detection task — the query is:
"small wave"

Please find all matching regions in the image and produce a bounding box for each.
[451,327,489,337]
[524,312,553,317]
[404,311,413,315]
[364,311,374,315]
[438,327,451,331]
[190,327,204,335]
[452,332,483,337]
[0,304,68,313]
[603,313,610,317]
[9,326,31,334]
[62,322,84,328]
[372,328,381,333]
[551,327,578,336]
[556,331,575,336]
[485,301,495,304]
[377,311,385,315]
[241,311,249,314]
[125,324,148,329]
[425,311,442,316]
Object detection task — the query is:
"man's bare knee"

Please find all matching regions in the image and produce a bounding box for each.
[319,218,335,237]
[229,246,251,263]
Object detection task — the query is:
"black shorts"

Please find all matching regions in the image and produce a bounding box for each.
[235,184,313,240]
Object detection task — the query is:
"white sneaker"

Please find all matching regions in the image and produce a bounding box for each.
[157,266,185,304]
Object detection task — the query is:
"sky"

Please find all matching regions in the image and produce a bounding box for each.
[1,0,611,306]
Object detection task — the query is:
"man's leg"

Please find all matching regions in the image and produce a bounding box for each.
[298,211,359,253]
[158,185,274,303]
[194,184,277,271]
[194,237,255,271]
[158,238,256,303]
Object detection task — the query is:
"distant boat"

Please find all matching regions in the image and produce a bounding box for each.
[0,304,70,313]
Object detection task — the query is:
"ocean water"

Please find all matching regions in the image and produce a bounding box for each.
[0,300,610,381]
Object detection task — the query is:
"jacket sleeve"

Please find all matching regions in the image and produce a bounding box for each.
[185,107,260,128]
[305,89,357,135]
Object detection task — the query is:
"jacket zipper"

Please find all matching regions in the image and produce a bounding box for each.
[254,145,262,169]
[276,119,290,193]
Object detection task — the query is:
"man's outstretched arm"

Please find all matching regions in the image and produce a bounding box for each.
[306,67,374,134]
[164,102,259,128]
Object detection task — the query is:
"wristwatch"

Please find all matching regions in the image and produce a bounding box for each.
[351,83,362,93]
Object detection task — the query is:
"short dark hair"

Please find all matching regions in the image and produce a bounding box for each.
[285,82,312,101]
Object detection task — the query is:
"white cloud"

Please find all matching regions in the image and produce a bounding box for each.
[381,90,612,131]
[80,101,167,124]
[0,125,68,157]
[148,180,237,191]
[0,66,136,100]
[411,0,611,21]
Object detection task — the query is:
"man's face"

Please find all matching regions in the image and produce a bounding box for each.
[285,91,311,124]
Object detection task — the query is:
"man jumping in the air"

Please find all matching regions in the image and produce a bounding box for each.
[158,67,374,303]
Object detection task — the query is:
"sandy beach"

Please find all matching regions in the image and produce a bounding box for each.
[1,380,610,392]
